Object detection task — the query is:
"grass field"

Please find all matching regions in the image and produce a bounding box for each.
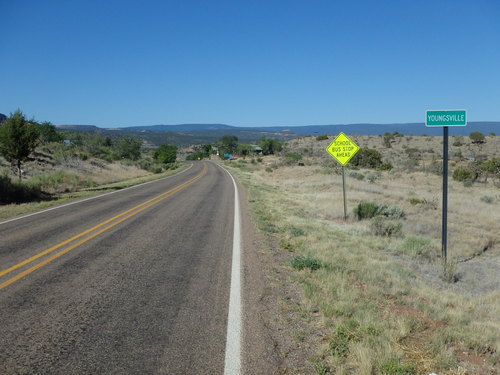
[226,134,499,374]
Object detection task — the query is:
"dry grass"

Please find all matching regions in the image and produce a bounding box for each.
[0,159,188,220]
[227,135,499,374]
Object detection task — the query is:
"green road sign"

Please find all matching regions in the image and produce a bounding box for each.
[425,110,467,127]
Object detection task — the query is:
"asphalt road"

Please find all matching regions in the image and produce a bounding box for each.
[0,162,238,375]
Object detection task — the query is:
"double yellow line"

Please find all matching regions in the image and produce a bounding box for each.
[0,164,207,290]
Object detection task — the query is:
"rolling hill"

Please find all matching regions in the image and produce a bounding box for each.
[56,122,500,147]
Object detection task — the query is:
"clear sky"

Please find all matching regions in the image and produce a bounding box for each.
[1,0,499,127]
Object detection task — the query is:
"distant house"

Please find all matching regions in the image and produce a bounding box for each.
[63,140,74,146]
[251,145,263,155]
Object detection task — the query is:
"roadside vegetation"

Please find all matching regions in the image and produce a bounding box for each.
[225,133,499,374]
[0,110,182,213]
[180,134,284,160]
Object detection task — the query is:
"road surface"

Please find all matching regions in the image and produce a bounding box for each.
[0,162,243,375]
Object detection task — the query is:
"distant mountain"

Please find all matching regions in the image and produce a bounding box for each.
[57,125,101,132]
[120,124,235,132]
[55,121,500,147]
[251,122,500,136]
[56,123,296,146]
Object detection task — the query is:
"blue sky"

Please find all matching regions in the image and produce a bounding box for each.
[1,0,499,127]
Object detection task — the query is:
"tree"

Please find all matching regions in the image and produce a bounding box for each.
[37,121,63,144]
[201,144,212,157]
[236,143,252,158]
[115,135,142,160]
[258,137,283,155]
[154,144,177,164]
[0,110,40,179]
[469,132,485,144]
[186,150,205,161]
[220,135,239,154]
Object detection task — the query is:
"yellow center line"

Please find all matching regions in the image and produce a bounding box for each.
[0,163,207,290]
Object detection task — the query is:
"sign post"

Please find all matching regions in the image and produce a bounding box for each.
[425,110,467,263]
[326,133,360,220]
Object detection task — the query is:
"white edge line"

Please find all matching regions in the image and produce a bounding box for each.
[220,164,242,375]
[0,164,193,226]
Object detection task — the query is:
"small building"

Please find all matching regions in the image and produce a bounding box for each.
[251,145,263,155]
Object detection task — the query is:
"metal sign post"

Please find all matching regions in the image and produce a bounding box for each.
[442,126,449,262]
[326,133,360,221]
[425,110,467,263]
[342,166,347,220]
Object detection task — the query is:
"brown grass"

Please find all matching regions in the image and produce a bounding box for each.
[227,135,500,374]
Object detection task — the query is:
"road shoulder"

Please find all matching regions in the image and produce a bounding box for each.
[238,179,322,375]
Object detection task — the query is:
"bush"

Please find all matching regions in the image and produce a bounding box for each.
[469,132,485,144]
[377,204,405,219]
[367,173,380,183]
[351,148,383,168]
[398,235,433,260]
[484,157,500,176]
[383,133,394,148]
[349,171,365,180]
[329,319,362,357]
[353,201,379,220]
[316,134,329,141]
[463,179,474,187]
[285,152,302,161]
[149,165,163,173]
[409,197,425,205]
[480,195,495,204]
[405,148,421,159]
[452,168,475,182]
[370,216,403,237]
[290,255,322,271]
[377,162,393,171]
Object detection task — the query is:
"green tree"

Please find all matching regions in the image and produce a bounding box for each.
[221,135,239,154]
[115,135,142,160]
[37,121,63,144]
[186,150,205,161]
[82,135,111,159]
[154,144,177,164]
[0,110,40,179]
[258,137,283,155]
[201,144,212,157]
[236,143,252,158]
[469,132,486,144]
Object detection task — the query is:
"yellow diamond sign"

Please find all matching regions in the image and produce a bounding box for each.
[326,132,359,165]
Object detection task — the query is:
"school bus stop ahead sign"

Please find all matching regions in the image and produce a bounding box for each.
[326,133,359,165]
